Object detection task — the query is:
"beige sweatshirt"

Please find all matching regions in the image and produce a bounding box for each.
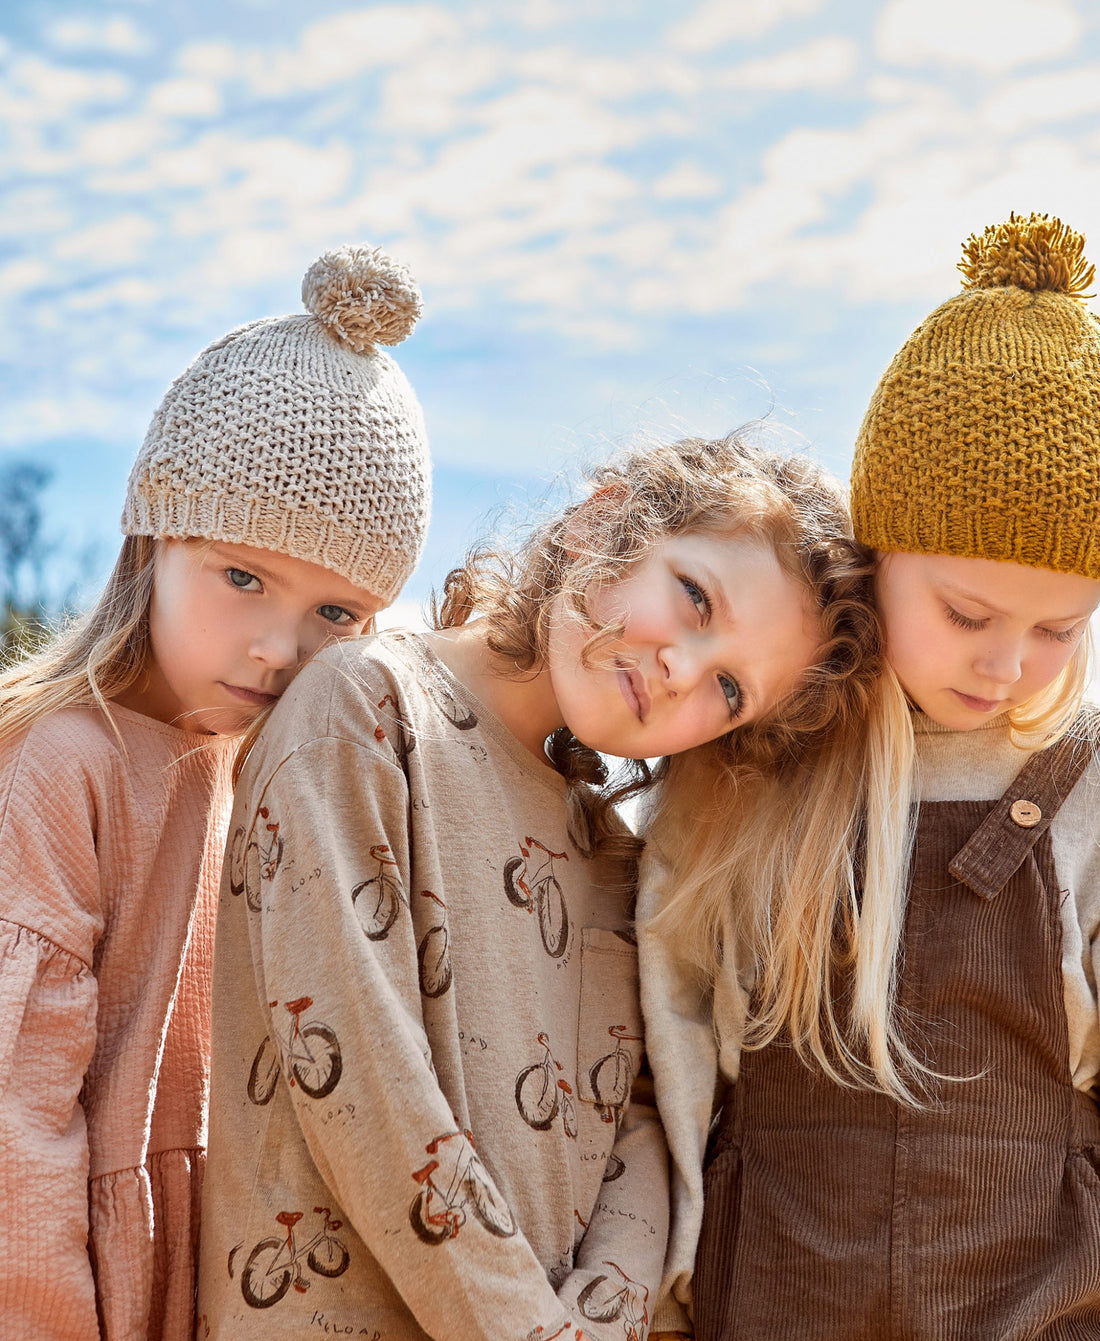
[637,711,1100,1334]
[198,631,669,1340]
[0,702,234,1340]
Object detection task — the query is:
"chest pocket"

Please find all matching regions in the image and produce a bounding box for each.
[576,927,645,1126]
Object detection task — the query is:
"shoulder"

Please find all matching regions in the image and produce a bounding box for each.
[0,705,127,797]
[241,632,425,787]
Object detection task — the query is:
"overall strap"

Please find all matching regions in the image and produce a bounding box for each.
[948,711,1100,901]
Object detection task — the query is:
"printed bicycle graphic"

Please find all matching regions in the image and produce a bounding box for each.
[234,1206,349,1308]
[409,1128,517,1244]
[504,836,570,958]
[589,1024,641,1128]
[516,1033,577,1138]
[247,997,342,1104]
[577,1260,649,1341]
[417,890,452,998]
[352,844,406,941]
[228,806,284,910]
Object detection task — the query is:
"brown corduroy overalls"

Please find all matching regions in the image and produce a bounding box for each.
[694,732,1100,1340]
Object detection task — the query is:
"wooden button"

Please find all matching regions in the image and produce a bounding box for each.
[1009,799,1042,828]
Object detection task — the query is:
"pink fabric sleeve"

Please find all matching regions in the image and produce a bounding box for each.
[0,730,103,1338]
[0,922,99,1337]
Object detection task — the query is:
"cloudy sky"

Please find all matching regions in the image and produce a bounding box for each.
[3,0,1100,617]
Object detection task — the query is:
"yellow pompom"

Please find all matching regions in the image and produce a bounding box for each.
[958,212,1094,298]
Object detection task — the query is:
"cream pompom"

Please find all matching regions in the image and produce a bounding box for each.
[302,243,422,352]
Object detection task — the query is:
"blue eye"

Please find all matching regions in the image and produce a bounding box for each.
[679,574,710,617]
[319,605,356,625]
[227,568,260,591]
[718,673,742,718]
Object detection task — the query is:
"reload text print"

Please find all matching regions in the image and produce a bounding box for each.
[589,1025,641,1130]
[352,843,407,940]
[515,1033,578,1138]
[247,998,342,1104]
[228,805,284,910]
[409,1128,517,1244]
[417,890,452,998]
[230,1206,349,1309]
[577,1261,649,1341]
[504,836,570,958]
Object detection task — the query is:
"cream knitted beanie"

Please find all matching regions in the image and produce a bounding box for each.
[122,243,431,603]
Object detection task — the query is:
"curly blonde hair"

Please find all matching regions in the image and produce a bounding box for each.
[434,431,885,863]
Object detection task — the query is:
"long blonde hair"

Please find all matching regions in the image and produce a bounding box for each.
[0,535,156,746]
[647,570,1093,1106]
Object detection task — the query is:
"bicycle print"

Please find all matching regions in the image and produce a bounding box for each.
[577,1260,649,1341]
[232,1206,349,1309]
[351,843,407,941]
[589,1024,642,1129]
[247,997,342,1105]
[409,1127,517,1244]
[228,805,284,910]
[417,890,452,998]
[504,836,570,958]
[515,1033,577,1138]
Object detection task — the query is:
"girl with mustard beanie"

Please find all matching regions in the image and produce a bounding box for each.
[0,243,431,1340]
[641,214,1100,1339]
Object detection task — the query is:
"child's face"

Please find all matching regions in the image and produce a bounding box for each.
[875,551,1100,729]
[546,530,820,759]
[126,539,382,734]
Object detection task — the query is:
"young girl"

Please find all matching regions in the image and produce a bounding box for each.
[641,214,1100,1339]
[0,243,431,1340]
[196,431,887,1339]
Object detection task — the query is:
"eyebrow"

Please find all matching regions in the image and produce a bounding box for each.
[940,581,1091,623]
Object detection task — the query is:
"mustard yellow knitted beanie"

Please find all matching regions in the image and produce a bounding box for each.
[850,214,1100,578]
[122,243,430,603]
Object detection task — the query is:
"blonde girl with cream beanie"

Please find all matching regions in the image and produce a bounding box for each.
[0,243,430,1341]
[641,214,1100,1339]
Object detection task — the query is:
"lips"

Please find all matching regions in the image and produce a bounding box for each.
[952,689,1007,713]
[616,664,650,721]
[220,682,279,707]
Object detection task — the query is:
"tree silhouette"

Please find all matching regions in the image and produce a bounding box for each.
[0,459,55,661]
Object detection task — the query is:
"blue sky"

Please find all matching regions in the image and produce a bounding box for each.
[3,0,1100,620]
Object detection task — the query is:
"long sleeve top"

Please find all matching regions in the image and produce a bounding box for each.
[198,630,669,1340]
[637,710,1100,1334]
[0,702,234,1340]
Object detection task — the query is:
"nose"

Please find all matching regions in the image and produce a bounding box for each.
[973,637,1023,687]
[249,619,301,672]
[658,642,705,696]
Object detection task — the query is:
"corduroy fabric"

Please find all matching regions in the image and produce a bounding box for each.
[694,736,1100,1340]
[851,229,1100,579]
[122,247,430,602]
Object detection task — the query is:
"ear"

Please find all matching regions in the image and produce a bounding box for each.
[560,481,630,558]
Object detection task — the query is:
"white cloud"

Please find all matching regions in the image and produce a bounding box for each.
[54,213,159,265]
[981,64,1100,131]
[234,5,460,96]
[724,36,860,91]
[669,0,826,51]
[146,77,222,118]
[47,16,150,57]
[9,55,130,114]
[876,0,1082,73]
[653,164,723,200]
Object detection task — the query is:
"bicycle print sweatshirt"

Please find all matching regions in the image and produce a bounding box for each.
[198,631,670,1340]
[0,702,234,1340]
